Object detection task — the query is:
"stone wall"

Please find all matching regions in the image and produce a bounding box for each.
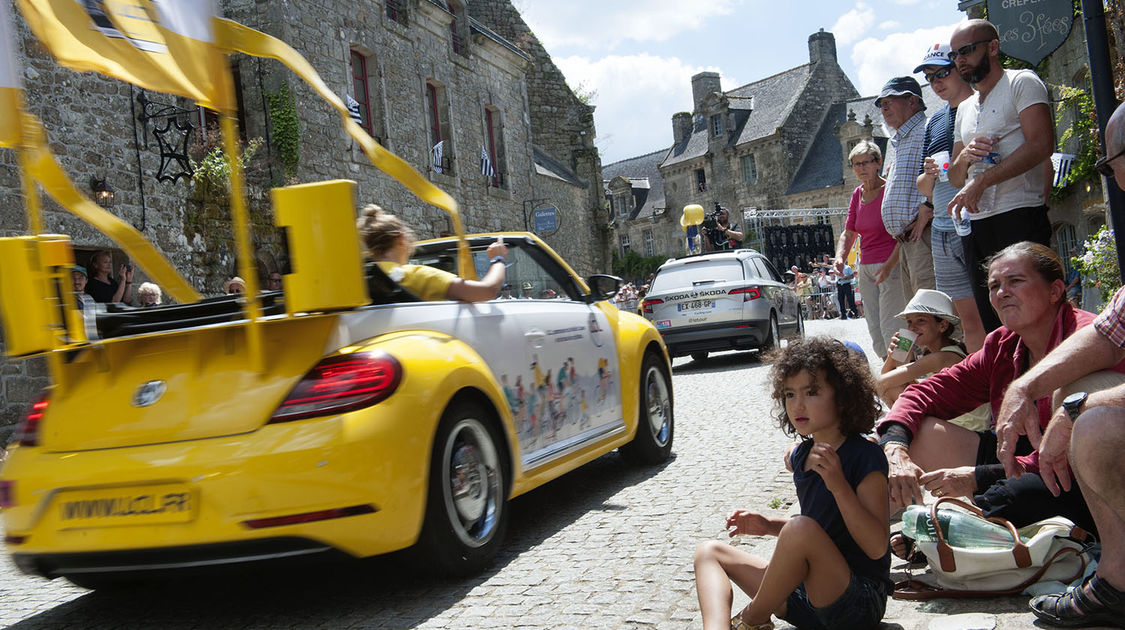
[0,0,607,442]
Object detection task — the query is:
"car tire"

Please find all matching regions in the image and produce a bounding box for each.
[413,400,509,576]
[619,352,674,465]
[690,352,708,363]
[761,313,780,352]
[793,309,805,340]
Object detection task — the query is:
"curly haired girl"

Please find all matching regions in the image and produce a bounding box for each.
[694,337,891,630]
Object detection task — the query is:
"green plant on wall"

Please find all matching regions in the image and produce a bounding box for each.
[611,250,665,282]
[189,131,264,200]
[1053,85,1100,200]
[1072,226,1121,310]
[265,80,300,181]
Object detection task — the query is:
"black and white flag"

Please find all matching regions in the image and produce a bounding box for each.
[1052,152,1075,188]
[431,140,444,173]
[480,146,494,178]
[345,94,363,126]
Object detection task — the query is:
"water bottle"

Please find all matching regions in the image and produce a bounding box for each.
[901,504,1015,548]
[954,206,972,237]
[967,133,1001,215]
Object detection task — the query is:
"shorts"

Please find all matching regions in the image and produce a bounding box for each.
[931,228,974,301]
[781,571,887,630]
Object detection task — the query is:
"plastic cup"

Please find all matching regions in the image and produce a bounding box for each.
[890,328,919,362]
[932,150,951,183]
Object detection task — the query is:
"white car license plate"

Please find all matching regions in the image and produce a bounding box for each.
[677,299,713,312]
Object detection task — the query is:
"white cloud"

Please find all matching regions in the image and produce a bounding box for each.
[831,2,875,46]
[879,20,900,30]
[518,0,738,51]
[553,54,722,163]
[850,22,959,95]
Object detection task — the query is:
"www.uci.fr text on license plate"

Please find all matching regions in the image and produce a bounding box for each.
[677,299,713,312]
[55,484,194,528]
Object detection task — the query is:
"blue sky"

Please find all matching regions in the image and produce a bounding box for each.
[516,0,967,164]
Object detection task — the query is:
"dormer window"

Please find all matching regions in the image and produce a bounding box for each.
[710,114,723,137]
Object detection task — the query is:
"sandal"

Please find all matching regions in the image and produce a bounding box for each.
[730,606,774,630]
[890,532,927,564]
[1030,574,1125,628]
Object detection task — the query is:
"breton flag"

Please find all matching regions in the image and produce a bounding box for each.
[345,94,364,126]
[1052,152,1076,188]
[0,0,23,147]
[480,146,494,179]
[431,140,444,174]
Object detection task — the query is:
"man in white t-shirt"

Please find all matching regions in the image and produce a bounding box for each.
[947,19,1054,333]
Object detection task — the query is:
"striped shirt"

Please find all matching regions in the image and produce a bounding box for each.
[923,104,959,232]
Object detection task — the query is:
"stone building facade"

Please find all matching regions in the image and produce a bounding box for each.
[0,0,606,440]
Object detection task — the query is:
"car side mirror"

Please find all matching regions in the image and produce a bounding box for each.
[586,274,622,301]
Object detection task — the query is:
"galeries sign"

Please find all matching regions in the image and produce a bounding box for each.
[987,0,1074,66]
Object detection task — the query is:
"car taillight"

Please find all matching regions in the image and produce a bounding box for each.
[13,392,49,447]
[729,287,761,301]
[641,298,663,314]
[0,480,14,508]
[269,352,402,424]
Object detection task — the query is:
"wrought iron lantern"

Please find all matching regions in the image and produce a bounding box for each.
[90,177,115,208]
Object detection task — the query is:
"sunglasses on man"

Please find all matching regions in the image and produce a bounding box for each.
[923,67,954,83]
[947,39,995,62]
[1096,146,1125,177]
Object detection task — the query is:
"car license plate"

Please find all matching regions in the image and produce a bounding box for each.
[677,299,713,312]
[55,484,194,528]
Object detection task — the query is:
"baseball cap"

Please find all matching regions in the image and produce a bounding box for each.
[913,43,954,74]
[874,76,925,109]
[73,265,87,278]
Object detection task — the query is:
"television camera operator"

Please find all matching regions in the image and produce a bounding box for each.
[701,203,743,251]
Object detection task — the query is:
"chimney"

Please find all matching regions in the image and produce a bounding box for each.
[672,112,693,145]
[691,71,721,112]
[808,29,836,65]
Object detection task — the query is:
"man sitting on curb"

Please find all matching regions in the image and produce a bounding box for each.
[994,101,1125,628]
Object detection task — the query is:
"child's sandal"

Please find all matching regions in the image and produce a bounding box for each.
[730,607,774,630]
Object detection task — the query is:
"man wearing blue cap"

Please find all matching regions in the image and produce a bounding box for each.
[914,43,987,353]
[876,75,935,299]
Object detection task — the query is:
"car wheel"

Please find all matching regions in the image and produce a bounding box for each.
[620,352,674,465]
[414,401,509,576]
[762,313,780,352]
[690,352,708,363]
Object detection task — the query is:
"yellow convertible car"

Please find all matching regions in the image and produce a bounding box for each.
[0,231,673,587]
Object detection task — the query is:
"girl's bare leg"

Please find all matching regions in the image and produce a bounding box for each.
[694,540,769,630]
[740,517,852,626]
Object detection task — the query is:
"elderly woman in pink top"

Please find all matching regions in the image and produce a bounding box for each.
[835,140,906,357]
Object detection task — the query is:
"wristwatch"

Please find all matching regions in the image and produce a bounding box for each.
[921,200,935,209]
[1062,391,1088,422]
[489,256,506,266]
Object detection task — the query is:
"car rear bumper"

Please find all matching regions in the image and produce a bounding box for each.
[0,397,437,577]
[12,537,344,579]
[658,320,768,356]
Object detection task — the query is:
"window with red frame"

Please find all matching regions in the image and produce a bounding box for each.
[350,50,373,135]
[484,107,504,188]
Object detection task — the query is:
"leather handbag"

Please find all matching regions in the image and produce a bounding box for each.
[893,497,1090,600]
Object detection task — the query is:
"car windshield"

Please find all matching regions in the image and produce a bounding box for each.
[651,260,744,292]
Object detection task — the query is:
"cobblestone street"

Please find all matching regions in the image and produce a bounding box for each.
[0,320,1080,628]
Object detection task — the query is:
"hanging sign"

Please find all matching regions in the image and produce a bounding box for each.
[987,0,1074,66]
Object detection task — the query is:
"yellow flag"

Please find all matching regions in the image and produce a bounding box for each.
[0,0,23,147]
[16,0,212,107]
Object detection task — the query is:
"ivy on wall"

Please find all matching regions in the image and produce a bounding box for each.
[265,81,300,181]
[1053,85,1100,200]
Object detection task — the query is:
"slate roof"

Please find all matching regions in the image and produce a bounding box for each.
[603,147,670,221]
[661,65,814,168]
[786,103,847,196]
[533,146,586,187]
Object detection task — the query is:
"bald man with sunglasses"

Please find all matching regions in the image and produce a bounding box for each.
[947,19,1055,334]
